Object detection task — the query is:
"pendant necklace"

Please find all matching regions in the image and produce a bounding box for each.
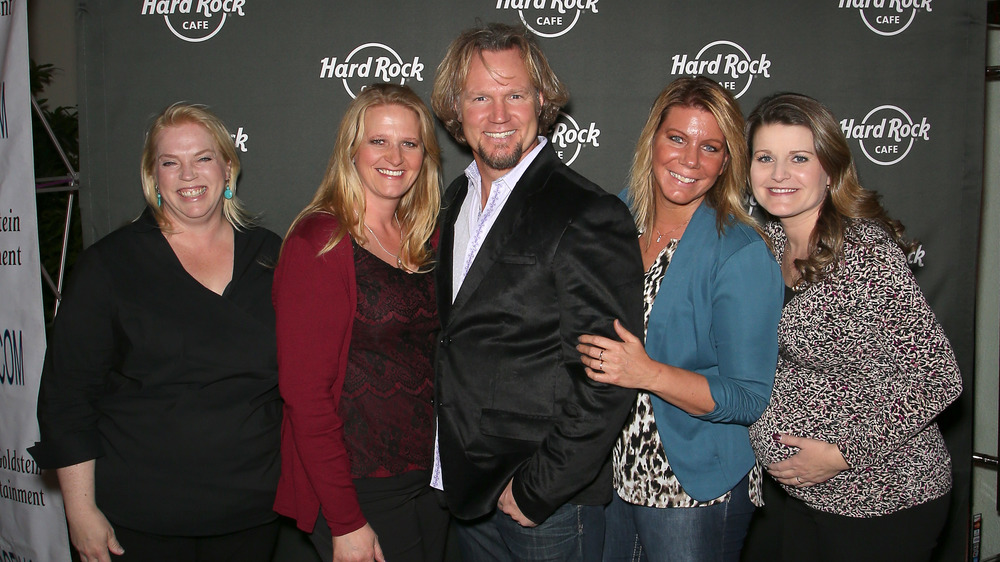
[655,219,690,243]
[364,214,405,270]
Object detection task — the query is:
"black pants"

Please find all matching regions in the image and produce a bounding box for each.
[112,519,280,562]
[310,470,450,562]
[741,475,787,561]
[782,492,950,562]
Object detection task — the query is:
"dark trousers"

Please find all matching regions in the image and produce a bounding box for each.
[112,519,280,562]
[741,474,787,561]
[309,470,450,562]
[454,502,605,562]
[782,492,950,562]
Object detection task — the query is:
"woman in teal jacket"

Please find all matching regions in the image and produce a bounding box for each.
[578,77,782,562]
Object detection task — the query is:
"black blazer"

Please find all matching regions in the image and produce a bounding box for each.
[435,144,644,523]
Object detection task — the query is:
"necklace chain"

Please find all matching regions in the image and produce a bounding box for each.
[363,214,405,270]
[655,219,690,243]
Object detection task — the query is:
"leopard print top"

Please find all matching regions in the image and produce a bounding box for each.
[748,219,962,517]
[613,238,762,508]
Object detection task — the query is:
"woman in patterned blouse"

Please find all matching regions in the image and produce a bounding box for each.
[745,93,962,562]
[577,77,783,561]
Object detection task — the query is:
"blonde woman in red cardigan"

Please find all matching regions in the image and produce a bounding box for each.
[273,84,445,562]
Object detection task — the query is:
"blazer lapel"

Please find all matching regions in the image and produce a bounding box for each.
[449,145,556,316]
[650,201,714,324]
[437,178,468,328]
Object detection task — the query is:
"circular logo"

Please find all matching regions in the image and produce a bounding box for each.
[548,112,600,166]
[495,0,599,38]
[850,105,929,166]
[163,12,228,42]
[857,7,917,36]
[517,7,581,38]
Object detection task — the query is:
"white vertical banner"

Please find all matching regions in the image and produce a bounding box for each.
[0,1,71,560]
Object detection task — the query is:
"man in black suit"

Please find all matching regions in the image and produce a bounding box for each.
[430,22,643,560]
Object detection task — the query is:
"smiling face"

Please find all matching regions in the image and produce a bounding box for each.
[651,105,729,212]
[354,103,424,209]
[459,48,542,184]
[750,123,831,231]
[154,122,231,228]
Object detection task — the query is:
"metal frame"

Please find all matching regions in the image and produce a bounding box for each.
[32,95,79,316]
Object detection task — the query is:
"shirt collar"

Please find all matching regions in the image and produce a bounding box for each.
[463,136,548,197]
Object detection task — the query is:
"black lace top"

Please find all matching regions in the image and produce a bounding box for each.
[341,241,438,478]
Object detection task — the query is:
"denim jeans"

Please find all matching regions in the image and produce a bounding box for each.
[603,473,755,562]
[456,502,605,561]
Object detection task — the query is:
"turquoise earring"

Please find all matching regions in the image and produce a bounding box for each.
[156,189,162,207]
[224,184,233,200]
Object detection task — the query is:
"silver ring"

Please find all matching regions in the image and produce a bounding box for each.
[600,350,604,361]
[599,360,604,371]
[796,476,803,484]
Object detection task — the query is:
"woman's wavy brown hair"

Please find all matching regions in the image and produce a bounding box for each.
[746,92,912,287]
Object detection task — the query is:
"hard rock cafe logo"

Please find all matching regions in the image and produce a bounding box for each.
[494,0,600,39]
[907,244,926,268]
[319,43,425,99]
[548,112,600,166]
[230,126,248,153]
[670,40,771,99]
[837,0,932,36]
[140,0,246,43]
[840,104,930,166]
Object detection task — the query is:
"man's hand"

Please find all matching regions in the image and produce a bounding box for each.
[497,478,537,527]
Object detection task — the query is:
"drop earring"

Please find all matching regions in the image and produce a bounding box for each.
[156,187,162,207]
[224,184,234,200]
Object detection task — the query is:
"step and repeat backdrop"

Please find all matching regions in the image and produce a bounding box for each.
[76,2,983,559]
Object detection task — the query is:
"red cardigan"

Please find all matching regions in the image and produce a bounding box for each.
[272,213,365,535]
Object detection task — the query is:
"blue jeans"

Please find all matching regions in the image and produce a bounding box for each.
[456,502,605,562]
[603,473,755,562]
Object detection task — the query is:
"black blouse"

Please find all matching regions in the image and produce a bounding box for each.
[29,210,282,536]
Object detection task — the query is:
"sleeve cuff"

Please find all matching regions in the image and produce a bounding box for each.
[27,431,104,469]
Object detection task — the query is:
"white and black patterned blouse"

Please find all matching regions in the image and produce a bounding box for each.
[749,219,962,518]
[614,237,762,508]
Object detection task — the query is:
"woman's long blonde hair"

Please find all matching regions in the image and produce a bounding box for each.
[287,84,441,269]
[627,77,753,238]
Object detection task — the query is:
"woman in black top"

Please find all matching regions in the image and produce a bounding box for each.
[29,103,282,562]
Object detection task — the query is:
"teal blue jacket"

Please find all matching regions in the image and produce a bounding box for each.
[646,201,782,501]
